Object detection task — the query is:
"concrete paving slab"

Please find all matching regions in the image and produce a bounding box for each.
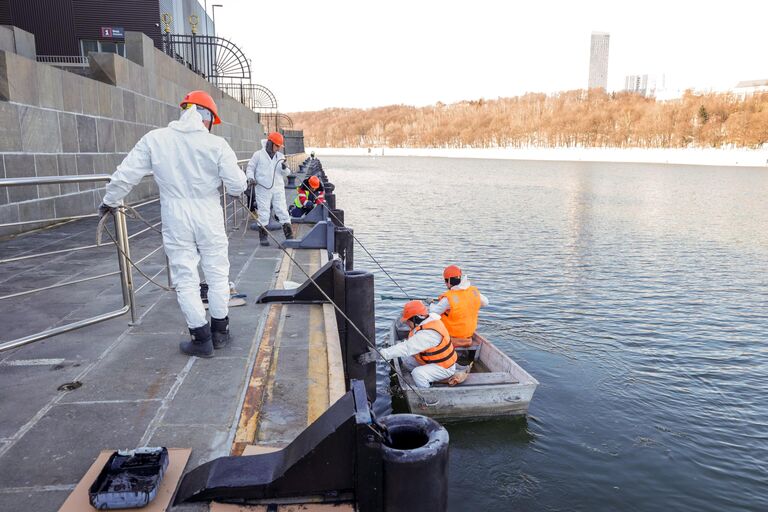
[162,356,250,426]
[0,489,72,512]
[58,333,190,403]
[0,363,82,438]
[2,317,129,362]
[148,424,230,468]
[0,401,161,487]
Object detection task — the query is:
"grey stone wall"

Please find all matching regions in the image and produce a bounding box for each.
[0,30,264,238]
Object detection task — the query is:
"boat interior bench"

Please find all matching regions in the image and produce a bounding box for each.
[433,372,519,387]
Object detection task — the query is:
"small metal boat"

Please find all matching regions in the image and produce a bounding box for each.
[388,319,539,421]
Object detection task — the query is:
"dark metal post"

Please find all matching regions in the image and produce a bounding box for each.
[344,270,376,400]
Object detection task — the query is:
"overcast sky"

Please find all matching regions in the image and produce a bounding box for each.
[212,0,768,112]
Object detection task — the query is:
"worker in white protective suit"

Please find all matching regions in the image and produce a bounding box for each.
[245,132,293,246]
[429,264,489,347]
[357,301,457,388]
[98,90,247,358]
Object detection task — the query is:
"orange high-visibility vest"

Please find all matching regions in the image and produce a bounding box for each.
[410,318,457,369]
[439,286,482,338]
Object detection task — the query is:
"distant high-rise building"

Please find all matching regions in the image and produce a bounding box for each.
[588,32,610,90]
[624,73,668,98]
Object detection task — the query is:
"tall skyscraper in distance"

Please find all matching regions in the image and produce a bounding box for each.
[588,32,610,90]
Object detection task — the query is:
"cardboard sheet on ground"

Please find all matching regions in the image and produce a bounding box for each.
[58,447,191,512]
[211,445,353,512]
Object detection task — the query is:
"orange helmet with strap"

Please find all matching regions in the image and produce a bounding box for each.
[179,90,221,125]
[308,175,320,189]
[443,265,462,279]
[268,132,284,146]
[401,300,428,322]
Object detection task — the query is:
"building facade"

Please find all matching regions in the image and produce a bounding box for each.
[588,32,610,90]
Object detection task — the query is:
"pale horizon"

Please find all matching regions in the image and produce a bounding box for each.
[212,0,768,112]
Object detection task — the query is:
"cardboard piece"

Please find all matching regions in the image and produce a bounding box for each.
[58,447,191,512]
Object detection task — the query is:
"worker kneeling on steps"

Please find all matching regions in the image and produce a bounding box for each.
[289,175,325,217]
[246,132,293,246]
[98,90,246,358]
[430,265,488,347]
[357,300,457,388]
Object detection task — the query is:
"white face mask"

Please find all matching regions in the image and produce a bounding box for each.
[181,104,214,123]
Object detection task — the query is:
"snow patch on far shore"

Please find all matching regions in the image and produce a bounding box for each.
[309,146,768,167]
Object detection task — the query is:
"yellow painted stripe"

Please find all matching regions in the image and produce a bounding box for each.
[323,303,347,405]
[306,305,328,425]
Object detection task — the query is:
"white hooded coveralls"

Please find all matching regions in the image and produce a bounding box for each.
[102,108,247,329]
[379,313,456,388]
[245,141,291,226]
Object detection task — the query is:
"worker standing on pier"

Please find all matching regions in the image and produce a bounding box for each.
[430,265,489,346]
[289,175,325,217]
[99,90,247,358]
[358,301,457,388]
[246,132,293,246]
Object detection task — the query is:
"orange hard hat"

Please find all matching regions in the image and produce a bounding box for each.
[308,175,320,189]
[180,90,221,125]
[268,132,284,146]
[401,300,428,322]
[443,265,462,279]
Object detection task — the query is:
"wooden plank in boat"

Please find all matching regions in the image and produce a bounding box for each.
[433,372,519,387]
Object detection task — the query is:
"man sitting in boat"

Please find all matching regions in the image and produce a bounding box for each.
[429,265,489,347]
[358,300,457,388]
[289,175,325,217]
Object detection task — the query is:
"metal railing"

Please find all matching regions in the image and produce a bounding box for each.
[0,174,160,353]
[36,55,90,67]
[0,157,308,354]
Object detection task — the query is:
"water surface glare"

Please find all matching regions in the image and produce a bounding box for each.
[326,156,768,512]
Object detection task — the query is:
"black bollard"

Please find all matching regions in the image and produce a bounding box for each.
[326,192,336,210]
[379,414,450,512]
[343,270,376,400]
[325,182,335,194]
[334,227,354,271]
[286,174,297,187]
[330,208,345,227]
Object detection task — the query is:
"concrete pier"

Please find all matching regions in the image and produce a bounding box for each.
[0,174,352,510]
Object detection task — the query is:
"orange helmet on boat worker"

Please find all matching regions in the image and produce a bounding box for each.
[179,90,221,125]
[308,175,321,190]
[268,132,284,147]
[443,265,462,280]
[401,300,429,322]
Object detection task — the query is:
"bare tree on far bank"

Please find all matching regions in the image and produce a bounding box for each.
[290,90,768,149]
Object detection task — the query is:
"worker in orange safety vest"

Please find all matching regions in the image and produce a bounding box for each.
[429,265,489,346]
[357,300,457,388]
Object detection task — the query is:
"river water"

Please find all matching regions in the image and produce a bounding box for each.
[324,155,768,512]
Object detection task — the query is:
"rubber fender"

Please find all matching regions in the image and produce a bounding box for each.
[379,414,449,512]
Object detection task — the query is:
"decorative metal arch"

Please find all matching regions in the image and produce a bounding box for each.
[260,113,293,132]
[217,81,278,111]
[162,33,251,81]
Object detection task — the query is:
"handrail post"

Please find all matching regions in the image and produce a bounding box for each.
[114,205,137,324]
[222,188,229,231]
[166,254,173,288]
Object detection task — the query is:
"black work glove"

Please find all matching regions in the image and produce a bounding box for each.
[356,350,378,365]
[98,203,115,218]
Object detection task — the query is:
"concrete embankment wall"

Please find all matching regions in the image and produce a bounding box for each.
[0,27,265,238]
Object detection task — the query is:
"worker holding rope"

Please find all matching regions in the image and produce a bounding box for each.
[98,90,247,358]
[358,300,457,388]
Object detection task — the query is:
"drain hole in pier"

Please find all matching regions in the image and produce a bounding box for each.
[57,381,82,391]
[385,427,429,450]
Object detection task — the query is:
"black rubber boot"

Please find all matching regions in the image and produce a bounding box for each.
[180,324,214,358]
[282,223,294,240]
[259,226,269,246]
[211,316,230,349]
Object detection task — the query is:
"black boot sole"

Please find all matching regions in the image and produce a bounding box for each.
[179,341,214,358]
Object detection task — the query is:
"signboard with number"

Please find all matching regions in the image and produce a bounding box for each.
[100,27,125,38]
